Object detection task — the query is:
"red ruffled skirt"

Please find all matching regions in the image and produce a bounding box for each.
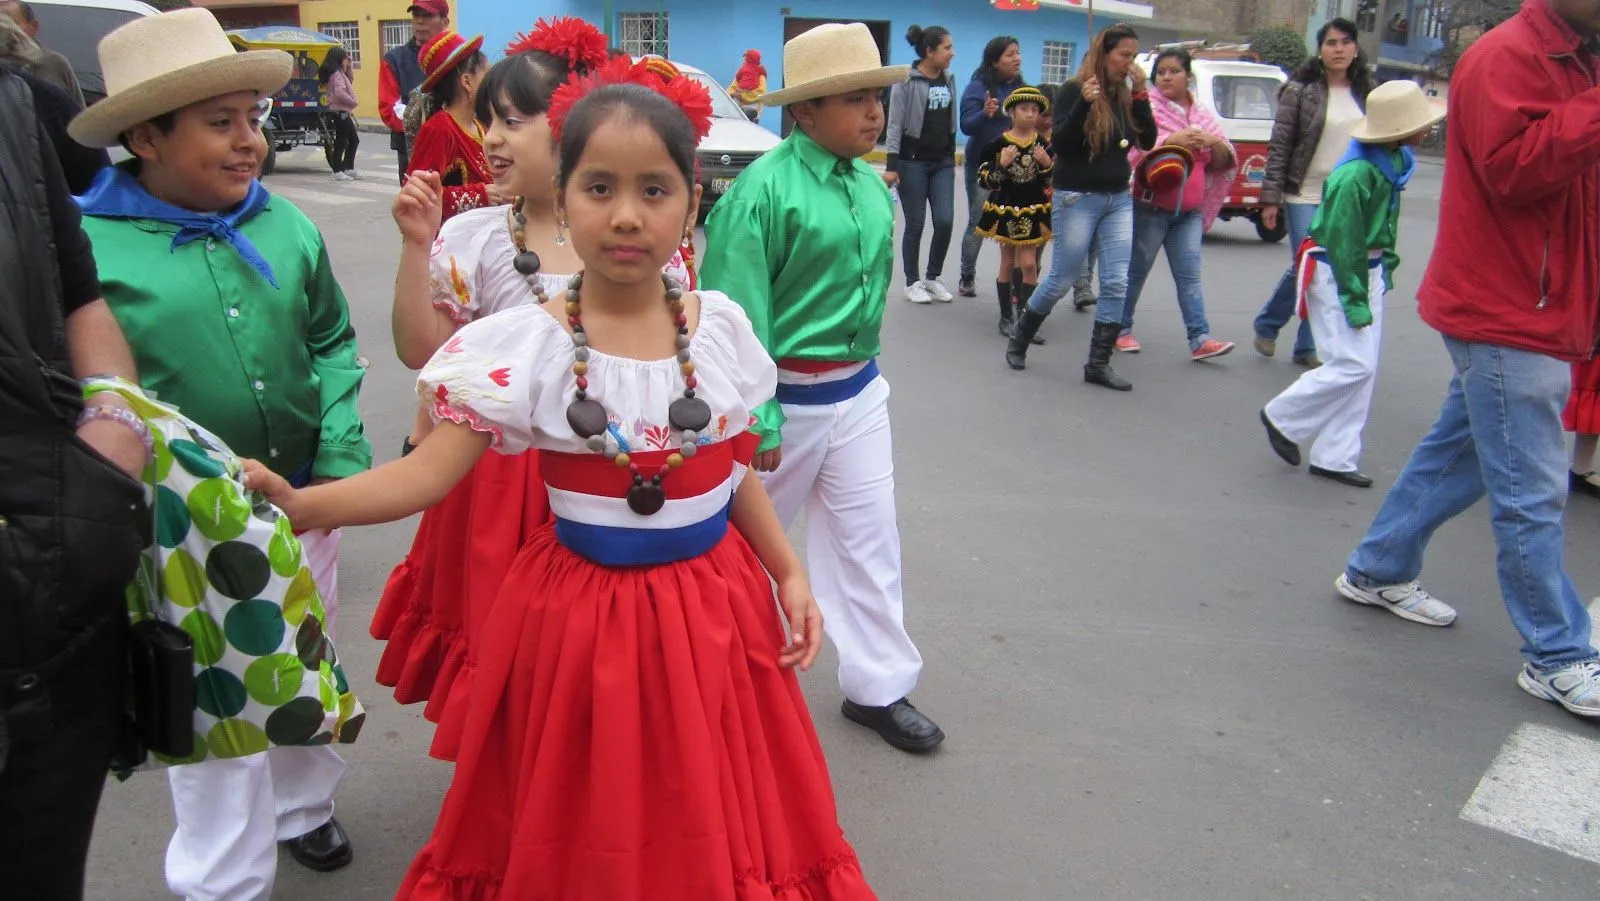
[395,525,876,901]
[370,449,551,760]
[1565,358,1600,434]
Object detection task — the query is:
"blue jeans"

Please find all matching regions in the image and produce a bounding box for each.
[960,163,988,281]
[1253,201,1318,357]
[1346,338,1596,671]
[1027,190,1134,325]
[1123,206,1210,350]
[897,158,956,285]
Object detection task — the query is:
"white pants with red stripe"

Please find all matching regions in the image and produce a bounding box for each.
[164,529,347,901]
[760,375,924,708]
[1264,254,1386,474]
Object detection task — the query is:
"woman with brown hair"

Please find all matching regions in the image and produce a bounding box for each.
[1005,23,1155,390]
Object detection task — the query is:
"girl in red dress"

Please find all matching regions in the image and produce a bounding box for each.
[376,19,699,760]
[248,59,877,900]
[1564,361,1600,498]
[408,30,497,221]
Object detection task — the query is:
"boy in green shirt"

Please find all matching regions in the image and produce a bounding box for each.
[67,9,369,897]
[701,22,944,754]
[1261,80,1443,490]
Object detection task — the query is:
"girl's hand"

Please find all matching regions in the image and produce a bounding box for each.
[1030,144,1052,166]
[242,459,304,522]
[776,573,824,670]
[999,145,1020,167]
[486,182,515,206]
[393,171,443,246]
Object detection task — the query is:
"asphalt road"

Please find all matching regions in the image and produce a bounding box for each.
[84,146,1600,900]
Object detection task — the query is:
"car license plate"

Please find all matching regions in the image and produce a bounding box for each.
[712,177,735,194]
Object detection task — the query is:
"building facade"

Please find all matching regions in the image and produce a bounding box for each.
[459,0,1156,134]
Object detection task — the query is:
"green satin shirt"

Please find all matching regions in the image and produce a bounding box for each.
[700,128,895,451]
[82,199,372,481]
[1308,149,1404,328]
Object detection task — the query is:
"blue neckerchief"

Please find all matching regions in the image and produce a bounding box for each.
[75,165,278,289]
[1334,139,1415,213]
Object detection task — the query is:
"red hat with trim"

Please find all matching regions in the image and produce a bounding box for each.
[418,29,483,92]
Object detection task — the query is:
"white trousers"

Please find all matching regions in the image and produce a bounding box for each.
[760,376,924,707]
[1264,258,1386,473]
[165,529,347,901]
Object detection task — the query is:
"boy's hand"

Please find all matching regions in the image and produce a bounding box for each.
[753,447,782,472]
[394,171,443,246]
[1344,303,1373,329]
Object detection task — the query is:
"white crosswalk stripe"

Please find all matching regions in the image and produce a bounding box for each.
[266,184,373,207]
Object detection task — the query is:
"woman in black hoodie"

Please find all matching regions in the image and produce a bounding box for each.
[1005,23,1155,390]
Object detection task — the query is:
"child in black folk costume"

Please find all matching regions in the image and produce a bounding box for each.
[975,85,1054,339]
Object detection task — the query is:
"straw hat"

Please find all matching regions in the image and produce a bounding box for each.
[1004,85,1051,114]
[1135,143,1194,194]
[1349,80,1445,144]
[418,30,484,92]
[760,22,907,107]
[68,8,291,149]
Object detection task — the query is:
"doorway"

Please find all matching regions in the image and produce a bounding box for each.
[779,17,891,138]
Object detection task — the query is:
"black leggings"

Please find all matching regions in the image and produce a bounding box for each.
[330,112,359,173]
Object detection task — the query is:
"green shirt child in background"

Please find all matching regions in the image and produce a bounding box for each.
[699,22,947,755]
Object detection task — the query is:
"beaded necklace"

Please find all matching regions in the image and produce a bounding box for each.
[561,273,710,516]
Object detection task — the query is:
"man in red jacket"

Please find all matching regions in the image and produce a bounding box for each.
[1336,0,1600,718]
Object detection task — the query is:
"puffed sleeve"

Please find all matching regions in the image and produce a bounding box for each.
[695,291,777,426]
[416,305,560,454]
[426,212,500,326]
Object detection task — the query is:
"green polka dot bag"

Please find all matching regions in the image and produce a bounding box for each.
[87,380,366,769]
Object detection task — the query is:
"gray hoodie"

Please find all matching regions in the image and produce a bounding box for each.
[886,68,958,172]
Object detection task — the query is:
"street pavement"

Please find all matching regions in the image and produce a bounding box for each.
[84,146,1600,900]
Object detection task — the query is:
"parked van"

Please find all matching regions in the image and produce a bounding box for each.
[1138,51,1288,242]
[27,0,159,106]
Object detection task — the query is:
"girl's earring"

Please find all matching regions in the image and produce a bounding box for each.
[555,219,569,247]
[683,224,695,245]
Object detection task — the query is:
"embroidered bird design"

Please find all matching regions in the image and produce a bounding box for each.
[448,258,470,308]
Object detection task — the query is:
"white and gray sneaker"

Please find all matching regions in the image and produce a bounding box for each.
[1518,659,1600,717]
[904,282,934,304]
[1334,574,1458,626]
[922,278,955,302]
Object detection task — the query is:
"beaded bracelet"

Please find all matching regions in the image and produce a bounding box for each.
[78,402,156,464]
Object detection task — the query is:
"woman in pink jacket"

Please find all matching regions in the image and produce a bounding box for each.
[319,46,361,180]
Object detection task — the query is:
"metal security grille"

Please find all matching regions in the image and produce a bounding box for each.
[320,20,361,66]
[1041,40,1075,84]
[380,20,411,54]
[618,12,669,58]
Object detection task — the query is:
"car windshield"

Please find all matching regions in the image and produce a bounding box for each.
[1211,75,1280,120]
[686,71,750,120]
[26,4,146,101]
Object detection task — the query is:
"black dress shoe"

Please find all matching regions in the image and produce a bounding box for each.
[1571,470,1600,499]
[1260,409,1301,466]
[841,698,945,753]
[1309,465,1373,488]
[284,818,353,872]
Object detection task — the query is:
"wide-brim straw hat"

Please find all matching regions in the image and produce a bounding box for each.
[419,30,485,92]
[1349,79,1445,143]
[68,8,291,149]
[1004,85,1051,114]
[761,22,908,107]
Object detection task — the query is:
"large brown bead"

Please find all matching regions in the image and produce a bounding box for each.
[668,396,712,432]
[566,398,608,438]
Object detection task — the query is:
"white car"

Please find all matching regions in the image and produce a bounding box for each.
[641,58,781,219]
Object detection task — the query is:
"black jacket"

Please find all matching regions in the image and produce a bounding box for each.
[0,70,144,680]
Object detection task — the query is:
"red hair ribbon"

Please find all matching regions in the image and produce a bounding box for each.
[547,53,714,144]
[504,16,608,73]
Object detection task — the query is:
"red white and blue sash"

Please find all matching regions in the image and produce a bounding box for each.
[774,358,879,406]
[540,432,760,566]
[1295,239,1384,320]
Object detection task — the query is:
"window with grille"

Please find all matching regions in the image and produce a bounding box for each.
[380,19,412,55]
[1040,40,1075,84]
[319,20,361,66]
[617,12,669,59]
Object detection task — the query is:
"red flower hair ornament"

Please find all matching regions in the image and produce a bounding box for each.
[547,54,715,145]
[504,16,609,72]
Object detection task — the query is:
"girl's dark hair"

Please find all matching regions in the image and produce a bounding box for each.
[905,24,950,61]
[317,47,347,85]
[557,83,697,197]
[475,50,576,124]
[1153,48,1193,77]
[429,50,487,108]
[972,35,1019,92]
[1290,18,1375,96]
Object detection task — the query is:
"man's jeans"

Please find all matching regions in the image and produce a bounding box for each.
[1253,201,1318,357]
[898,158,956,285]
[1124,206,1210,349]
[1026,190,1134,325]
[960,164,987,282]
[1346,337,1596,671]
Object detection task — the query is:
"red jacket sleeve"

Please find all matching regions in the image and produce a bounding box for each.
[378,59,405,134]
[1458,34,1600,206]
[407,116,446,175]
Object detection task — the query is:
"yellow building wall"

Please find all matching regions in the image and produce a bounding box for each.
[297,0,414,121]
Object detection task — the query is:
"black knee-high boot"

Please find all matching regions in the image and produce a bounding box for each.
[997,281,1015,337]
[1084,320,1133,391]
[1007,308,1048,370]
[1017,283,1044,345]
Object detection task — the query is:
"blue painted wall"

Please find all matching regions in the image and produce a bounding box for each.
[459,1,1125,133]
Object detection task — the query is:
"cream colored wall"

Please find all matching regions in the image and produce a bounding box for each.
[297,0,413,120]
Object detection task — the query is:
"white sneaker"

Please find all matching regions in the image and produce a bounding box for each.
[347,169,362,180]
[1518,659,1600,717]
[903,282,934,304]
[331,171,351,181]
[1335,574,1458,626]
[922,279,954,302]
